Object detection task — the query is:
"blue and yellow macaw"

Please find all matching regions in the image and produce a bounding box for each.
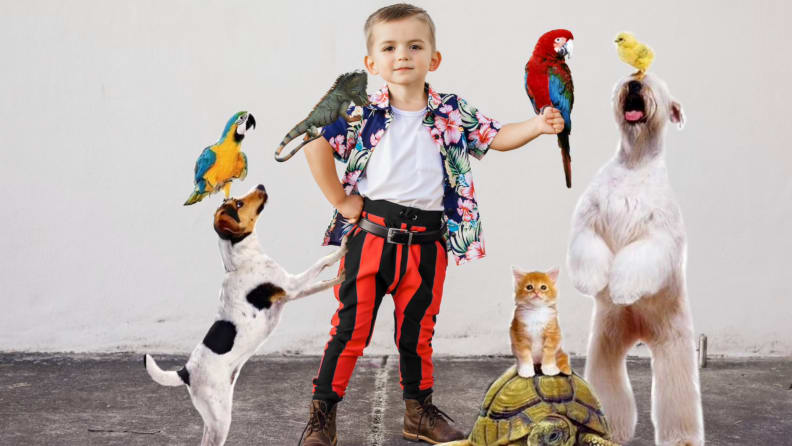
[184,111,256,206]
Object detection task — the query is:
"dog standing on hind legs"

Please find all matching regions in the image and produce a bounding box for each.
[567,73,704,445]
[144,185,347,446]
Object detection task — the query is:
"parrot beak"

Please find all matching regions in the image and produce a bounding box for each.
[246,114,256,131]
[559,40,573,59]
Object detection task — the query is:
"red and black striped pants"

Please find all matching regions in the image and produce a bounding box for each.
[312,199,447,402]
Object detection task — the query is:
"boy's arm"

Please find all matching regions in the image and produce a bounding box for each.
[490,107,565,152]
[304,137,363,223]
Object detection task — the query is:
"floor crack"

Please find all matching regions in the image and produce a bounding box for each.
[367,355,390,446]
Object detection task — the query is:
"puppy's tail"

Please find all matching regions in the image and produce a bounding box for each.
[143,354,190,387]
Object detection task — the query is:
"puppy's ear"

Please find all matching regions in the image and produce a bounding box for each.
[214,219,239,240]
[670,100,685,129]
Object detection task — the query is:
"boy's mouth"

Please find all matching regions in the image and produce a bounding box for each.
[394,67,413,71]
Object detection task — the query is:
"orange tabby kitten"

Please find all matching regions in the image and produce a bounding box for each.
[510,267,572,378]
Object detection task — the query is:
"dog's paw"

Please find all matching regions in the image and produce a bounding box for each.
[608,268,652,305]
[541,363,560,376]
[517,364,536,378]
[328,236,349,263]
[571,272,609,297]
[332,268,346,286]
[337,243,348,258]
[608,287,643,306]
[568,232,612,296]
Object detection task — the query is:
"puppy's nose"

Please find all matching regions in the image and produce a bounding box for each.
[628,80,642,93]
[256,184,266,193]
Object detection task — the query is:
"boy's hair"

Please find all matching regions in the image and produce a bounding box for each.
[364,3,436,52]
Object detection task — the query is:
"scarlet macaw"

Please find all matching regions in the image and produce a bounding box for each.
[525,29,575,188]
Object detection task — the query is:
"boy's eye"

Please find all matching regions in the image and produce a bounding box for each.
[383,46,394,52]
[410,44,422,50]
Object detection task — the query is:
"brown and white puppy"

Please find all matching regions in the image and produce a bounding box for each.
[144,185,346,446]
[567,74,704,445]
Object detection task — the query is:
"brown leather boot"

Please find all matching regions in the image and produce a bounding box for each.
[403,395,465,444]
[298,400,337,446]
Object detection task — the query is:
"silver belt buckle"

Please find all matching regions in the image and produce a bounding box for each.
[386,227,413,245]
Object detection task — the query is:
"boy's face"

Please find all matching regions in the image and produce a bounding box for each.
[364,17,441,88]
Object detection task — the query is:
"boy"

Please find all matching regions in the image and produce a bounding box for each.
[299,4,564,445]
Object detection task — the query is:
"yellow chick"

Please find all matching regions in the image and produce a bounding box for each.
[615,32,654,79]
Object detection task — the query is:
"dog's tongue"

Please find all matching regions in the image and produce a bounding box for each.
[625,110,644,122]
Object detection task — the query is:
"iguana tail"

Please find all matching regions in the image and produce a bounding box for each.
[275,118,320,163]
[275,135,321,162]
[274,119,315,162]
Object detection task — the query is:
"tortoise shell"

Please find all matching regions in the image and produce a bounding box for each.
[468,365,611,445]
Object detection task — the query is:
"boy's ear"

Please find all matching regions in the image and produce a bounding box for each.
[429,51,442,72]
[364,55,378,75]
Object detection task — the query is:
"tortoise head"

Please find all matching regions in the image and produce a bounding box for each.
[527,415,576,446]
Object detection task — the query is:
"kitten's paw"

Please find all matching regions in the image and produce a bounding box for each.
[517,365,535,378]
[541,364,560,376]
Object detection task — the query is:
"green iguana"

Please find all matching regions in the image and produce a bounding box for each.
[275,70,369,162]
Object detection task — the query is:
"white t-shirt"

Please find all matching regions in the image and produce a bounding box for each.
[357,106,444,211]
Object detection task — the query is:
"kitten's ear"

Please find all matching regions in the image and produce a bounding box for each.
[511,265,525,284]
[546,267,560,284]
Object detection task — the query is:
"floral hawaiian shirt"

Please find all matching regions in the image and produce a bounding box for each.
[320,84,501,265]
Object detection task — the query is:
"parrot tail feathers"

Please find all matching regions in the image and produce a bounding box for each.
[557,133,572,189]
[184,189,208,206]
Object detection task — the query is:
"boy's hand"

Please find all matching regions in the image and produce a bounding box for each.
[539,107,565,134]
[336,195,363,224]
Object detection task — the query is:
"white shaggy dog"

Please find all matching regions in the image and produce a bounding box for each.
[567,74,704,445]
[144,185,346,446]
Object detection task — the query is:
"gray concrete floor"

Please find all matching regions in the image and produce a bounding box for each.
[0,354,790,445]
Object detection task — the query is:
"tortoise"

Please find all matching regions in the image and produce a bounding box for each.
[440,365,620,446]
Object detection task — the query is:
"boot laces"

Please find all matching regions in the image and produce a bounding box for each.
[298,402,330,446]
[418,400,455,428]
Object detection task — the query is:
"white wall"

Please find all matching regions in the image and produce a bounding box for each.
[1,0,790,356]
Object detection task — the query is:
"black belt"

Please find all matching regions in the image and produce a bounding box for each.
[357,218,445,245]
